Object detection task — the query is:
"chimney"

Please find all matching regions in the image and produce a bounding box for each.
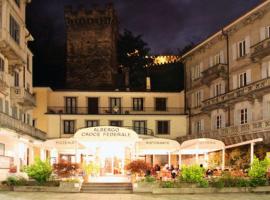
[146,77,151,91]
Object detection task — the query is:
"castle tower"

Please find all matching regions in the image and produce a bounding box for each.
[64,4,118,90]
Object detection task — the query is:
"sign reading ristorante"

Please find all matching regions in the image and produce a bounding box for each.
[74,126,139,141]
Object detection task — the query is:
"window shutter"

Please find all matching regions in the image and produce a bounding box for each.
[246,69,251,84]
[191,121,195,134]
[191,93,194,108]
[247,108,252,123]
[221,81,225,94]
[199,62,203,76]
[233,75,238,89]
[220,50,225,63]
[191,67,194,80]
[209,56,213,67]
[245,36,250,54]
[200,119,204,131]
[212,115,215,129]
[232,43,237,60]
[260,27,266,41]
[262,62,268,79]
[200,89,204,103]
[210,84,213,97]
[234,109,239,125]
[222,113,226,128]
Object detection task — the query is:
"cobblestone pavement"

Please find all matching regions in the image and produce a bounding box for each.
[0,192,270,200]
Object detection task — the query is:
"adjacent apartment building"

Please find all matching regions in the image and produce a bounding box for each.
[33,88,187,140]
[0,0,47,180]
[178,0,270,146]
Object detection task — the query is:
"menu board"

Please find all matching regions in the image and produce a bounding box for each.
[0,156,12,169]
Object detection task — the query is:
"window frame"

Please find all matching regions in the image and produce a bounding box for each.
[132,98,144,111]
[240,108,248,125]
[63,120,76,134]
[109,120,123,127]
[65,97,77,114]
[85,120,99,128]
[239,72,247,88]
[156,120,170,135]
[155,98,167,111]
[9,15,20,44]
[133,120,147,135]
[238,40,246,58]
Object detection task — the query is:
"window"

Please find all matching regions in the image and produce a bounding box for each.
[26,113,31,125]
[110,120,122,127]
[0,143,4,156]
[133,121,147,135]
[11,106,17,119]
[19,109,23,121]
[213,82,223,97]
[110,98,121,114]
[63,120,75,134]
[194,120,204,133]
[240,108,248,125]
[0,58,4,72]
[238,40,246,58]
[86,120,99,127]
[193,90,203,108]
[0,98,3,113]
[155,98,167,111]
[133,98,144,111]
[33,119,36,127]
[261,61,270,78]
[239,72,247,87]
[191,63,202,80]
[157,121,170,134]
[9,15,20,44]
[216,115,222,129]
[65,97,77,114]
[14,0,20,7]
[14,71,19,87]
[5,100,9,115]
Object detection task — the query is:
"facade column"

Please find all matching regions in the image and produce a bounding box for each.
[250,142,254,165]
[178,153,182,169]
[222,148,225,170]
[168,152,171,167]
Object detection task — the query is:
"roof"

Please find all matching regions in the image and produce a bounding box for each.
[182,0,270,59]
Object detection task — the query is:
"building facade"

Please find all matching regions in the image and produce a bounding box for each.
[33,87,187,140]
[178,0,270,146]
[64,4,118,90]
[0,0,47,181]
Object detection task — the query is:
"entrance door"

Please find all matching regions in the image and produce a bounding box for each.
[88,98,99,114]
[104,157,113,175]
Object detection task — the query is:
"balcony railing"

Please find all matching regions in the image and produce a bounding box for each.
[250,37,270,61]
[0,112,46,140]
[0,28,26,64]
[201,63,228,85]
[202,77,270,111]
[10,87,36,107]
[47,107,185,115]
[177,119,270,145]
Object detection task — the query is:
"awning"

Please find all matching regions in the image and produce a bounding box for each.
[179,138,225,154]
[137,138,180,155]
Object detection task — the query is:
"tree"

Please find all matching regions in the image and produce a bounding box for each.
[117,30,152,90]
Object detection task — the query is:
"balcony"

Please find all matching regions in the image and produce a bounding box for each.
[201,63,228,85]
[0,28,26,65]
[250,37,270,61]
[177,119,270,146]
[0,72,9,94]
[202,77,270,111]
[10,87,36,108]
[47,107,185,115]
[0,112,46,140]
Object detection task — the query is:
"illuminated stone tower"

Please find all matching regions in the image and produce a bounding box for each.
[64,4,118,90]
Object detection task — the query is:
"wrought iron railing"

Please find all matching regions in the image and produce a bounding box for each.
[47,107,185,115]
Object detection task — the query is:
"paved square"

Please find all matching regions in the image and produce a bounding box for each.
[0,192,270,200]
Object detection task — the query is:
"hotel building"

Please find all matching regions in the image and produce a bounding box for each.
[33,88,187,171]
[0,0,47,180]
[178,0,270,147]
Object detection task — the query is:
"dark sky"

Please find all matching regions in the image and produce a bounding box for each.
[26,0,261,87]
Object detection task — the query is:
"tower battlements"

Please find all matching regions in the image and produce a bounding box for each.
[64,4,116,27]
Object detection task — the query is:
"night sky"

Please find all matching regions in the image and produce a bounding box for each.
[26,0,261,88]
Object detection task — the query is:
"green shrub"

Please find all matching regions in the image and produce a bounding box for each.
[248,156,270,179]
[210,178,225,188]
[62,178,81,183]
[180,165,205,184]
[198,179,209,188]
[210,172,250,188]
[249,177,267,187]
[24,158,52,184]
[144,176,156,183]
[160,181,175,188]
[4,176,27,186]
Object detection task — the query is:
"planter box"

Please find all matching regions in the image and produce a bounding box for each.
[152,186,270,194]
[14,182,82,193]
[133,182,159,193]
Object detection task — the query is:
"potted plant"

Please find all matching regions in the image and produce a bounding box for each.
[125,160,150,182]
[82,162,100,182]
